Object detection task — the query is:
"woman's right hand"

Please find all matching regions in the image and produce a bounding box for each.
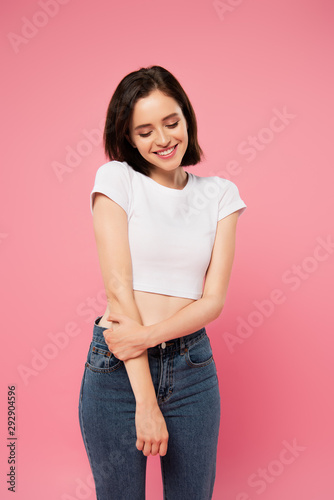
[135,401,169,456]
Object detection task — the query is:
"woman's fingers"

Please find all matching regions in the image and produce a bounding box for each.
[158,440,168,457]
[150,442,160,456]
[135,404,169,456]
[103,328,146,360]
[136,438,144,451]
[136,439,166,457]
[142,441,152,457]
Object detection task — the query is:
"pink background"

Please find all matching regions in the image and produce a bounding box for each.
[1,0,334,498]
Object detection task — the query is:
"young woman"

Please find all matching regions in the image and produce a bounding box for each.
[79,65,247,500]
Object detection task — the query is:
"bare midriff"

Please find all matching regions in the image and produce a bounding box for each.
[98,289,196,330]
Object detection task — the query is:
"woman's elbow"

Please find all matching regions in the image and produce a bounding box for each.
[214,300,224,320]
[106,287,135,309]
[203,295,225,321]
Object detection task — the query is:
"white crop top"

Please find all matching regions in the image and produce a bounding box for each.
[90,160,247,300]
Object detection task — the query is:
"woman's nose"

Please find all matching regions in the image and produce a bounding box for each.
[155,129,170,147]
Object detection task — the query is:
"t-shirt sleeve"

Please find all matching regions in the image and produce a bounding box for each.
[90,161,130,215]
[217,178,247,221]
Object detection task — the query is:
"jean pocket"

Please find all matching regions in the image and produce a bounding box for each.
[86,342,122,373]
[185,334,213,368]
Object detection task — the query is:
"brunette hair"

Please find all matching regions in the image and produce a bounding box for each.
[103,65,204,176]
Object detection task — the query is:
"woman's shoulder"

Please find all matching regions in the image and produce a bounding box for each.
[90,160,133,215]
[93,160,136,185]
[94,159,130,175]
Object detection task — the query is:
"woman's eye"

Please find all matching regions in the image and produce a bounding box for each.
[139,121,179,138]
[167,121,179,128]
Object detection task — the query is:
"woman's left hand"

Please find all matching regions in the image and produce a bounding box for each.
[103,312,149,361]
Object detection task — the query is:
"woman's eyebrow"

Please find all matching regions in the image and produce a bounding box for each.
[134,113,180,131]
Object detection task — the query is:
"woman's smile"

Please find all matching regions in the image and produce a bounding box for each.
[154,144,178,158]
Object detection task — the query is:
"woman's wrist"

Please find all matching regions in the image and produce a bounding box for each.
[143,324,161,348]
[122,351,158,407]
[141,324,158,349]
[134,377,158,407]
[135,396,159,409]
[139,297,220,349]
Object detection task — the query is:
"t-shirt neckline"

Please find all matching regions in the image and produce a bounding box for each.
[143,170,192,195]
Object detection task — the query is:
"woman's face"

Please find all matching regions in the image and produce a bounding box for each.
[127,89,188,173]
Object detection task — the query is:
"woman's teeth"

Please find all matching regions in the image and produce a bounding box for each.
[156,145,176,156]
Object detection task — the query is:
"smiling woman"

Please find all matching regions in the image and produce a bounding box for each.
[78,65,247,500]
[125,89,190,187]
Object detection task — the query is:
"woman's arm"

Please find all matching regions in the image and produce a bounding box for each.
[105,211,241,358]
[92,193,169,456]
[148,211,239,343]
[93,193,155,403]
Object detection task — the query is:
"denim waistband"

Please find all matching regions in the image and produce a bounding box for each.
[92,316,207,356]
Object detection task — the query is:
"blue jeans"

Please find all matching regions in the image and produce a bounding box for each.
[78,316,221,500]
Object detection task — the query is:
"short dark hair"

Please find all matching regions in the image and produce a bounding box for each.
[103,65,204,176]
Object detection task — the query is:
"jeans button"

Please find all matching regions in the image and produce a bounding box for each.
[161,342,166,349]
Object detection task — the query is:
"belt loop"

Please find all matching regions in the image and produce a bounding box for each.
[180,336,185,355]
